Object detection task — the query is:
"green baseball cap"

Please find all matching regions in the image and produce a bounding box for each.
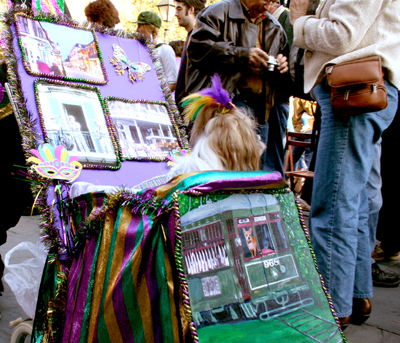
[135,11,162,28]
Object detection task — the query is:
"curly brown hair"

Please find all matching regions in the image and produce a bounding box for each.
[169,40,185,57]
[84,0,120,28]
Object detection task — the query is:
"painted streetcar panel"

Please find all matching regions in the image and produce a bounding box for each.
[180,194,312,321]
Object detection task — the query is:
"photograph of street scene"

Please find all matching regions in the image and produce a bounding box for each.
[36,82,118,167]
[16,15,105,83]
[107,100,179,159]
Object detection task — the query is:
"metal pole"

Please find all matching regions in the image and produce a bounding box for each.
[164,27,169,44]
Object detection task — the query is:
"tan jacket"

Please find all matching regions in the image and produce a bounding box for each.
[293,0,400,93]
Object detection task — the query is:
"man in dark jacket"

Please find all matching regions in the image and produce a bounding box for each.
[181,0,290,172]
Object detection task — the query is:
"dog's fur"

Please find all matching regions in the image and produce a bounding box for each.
[172,107,266,174]
[243,227,258,257]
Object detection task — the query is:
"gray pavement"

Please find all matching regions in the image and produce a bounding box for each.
[0,215,41,343]
[0,215,399,343]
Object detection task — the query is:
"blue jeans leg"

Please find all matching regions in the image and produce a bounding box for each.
[310,81,398,317]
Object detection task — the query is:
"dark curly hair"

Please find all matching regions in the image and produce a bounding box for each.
[169,40,184,57]
[84,0,120,28]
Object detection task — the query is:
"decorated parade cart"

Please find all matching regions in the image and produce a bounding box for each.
[1,6,347,343]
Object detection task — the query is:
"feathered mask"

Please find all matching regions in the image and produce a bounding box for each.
[181,74,236,123]
[28,144,82,181]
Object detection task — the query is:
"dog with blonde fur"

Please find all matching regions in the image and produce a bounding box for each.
[171,74,265,174]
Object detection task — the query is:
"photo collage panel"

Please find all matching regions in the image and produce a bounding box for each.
[12,12,185,170]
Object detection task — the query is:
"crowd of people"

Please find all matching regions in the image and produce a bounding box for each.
[139,0,400,331]
[0,0,399,334]
[78,0,400,332]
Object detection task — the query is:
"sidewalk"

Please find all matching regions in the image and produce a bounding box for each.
[0,215,41,343]
[0,215,399,343]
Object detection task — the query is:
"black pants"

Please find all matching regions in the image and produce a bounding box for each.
[376,93,400,254]
[233,93,289,176]
[0,114,32,292]
[261,102,289,176]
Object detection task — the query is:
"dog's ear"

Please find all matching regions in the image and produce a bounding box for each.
[189,107,220,146]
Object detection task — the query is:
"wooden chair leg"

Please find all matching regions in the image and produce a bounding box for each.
[289,175,295,192]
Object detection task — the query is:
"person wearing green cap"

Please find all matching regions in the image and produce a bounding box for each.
[135,11,177,92]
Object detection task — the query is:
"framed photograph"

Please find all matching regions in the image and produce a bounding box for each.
[106,98,180,160]
[34,80,119,168]
[15,13,107,84]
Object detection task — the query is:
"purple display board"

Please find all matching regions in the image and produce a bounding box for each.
[5,10,187,188]
[0,8,188,260]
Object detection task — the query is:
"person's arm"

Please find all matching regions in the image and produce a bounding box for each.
[290,0,390,55]
[158,45,177,91]
[190,8,289,74]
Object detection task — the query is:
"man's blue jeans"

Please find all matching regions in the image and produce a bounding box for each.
[310,81,398,317]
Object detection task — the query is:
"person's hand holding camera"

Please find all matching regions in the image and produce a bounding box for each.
[249,49,288,73]
[249,48,269,68]
[276,54,288,73]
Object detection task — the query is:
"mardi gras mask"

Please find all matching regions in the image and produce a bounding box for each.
[28,144,82,181]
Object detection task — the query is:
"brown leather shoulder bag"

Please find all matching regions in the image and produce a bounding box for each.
[325,55,388,116]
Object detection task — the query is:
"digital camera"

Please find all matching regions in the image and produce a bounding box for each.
[267,56,278,71]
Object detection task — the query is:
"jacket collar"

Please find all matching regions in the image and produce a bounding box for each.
[228,0,247,20]
[228,0,269,22]
[272,5,286,20]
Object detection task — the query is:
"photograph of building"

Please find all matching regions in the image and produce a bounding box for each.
[107,100,179,159]
[17,16,105,82]
[35,82,117,166]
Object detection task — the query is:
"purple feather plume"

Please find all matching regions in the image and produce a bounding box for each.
[198,74,235,109]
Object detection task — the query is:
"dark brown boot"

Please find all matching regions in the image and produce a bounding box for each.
[350,298,371,325]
